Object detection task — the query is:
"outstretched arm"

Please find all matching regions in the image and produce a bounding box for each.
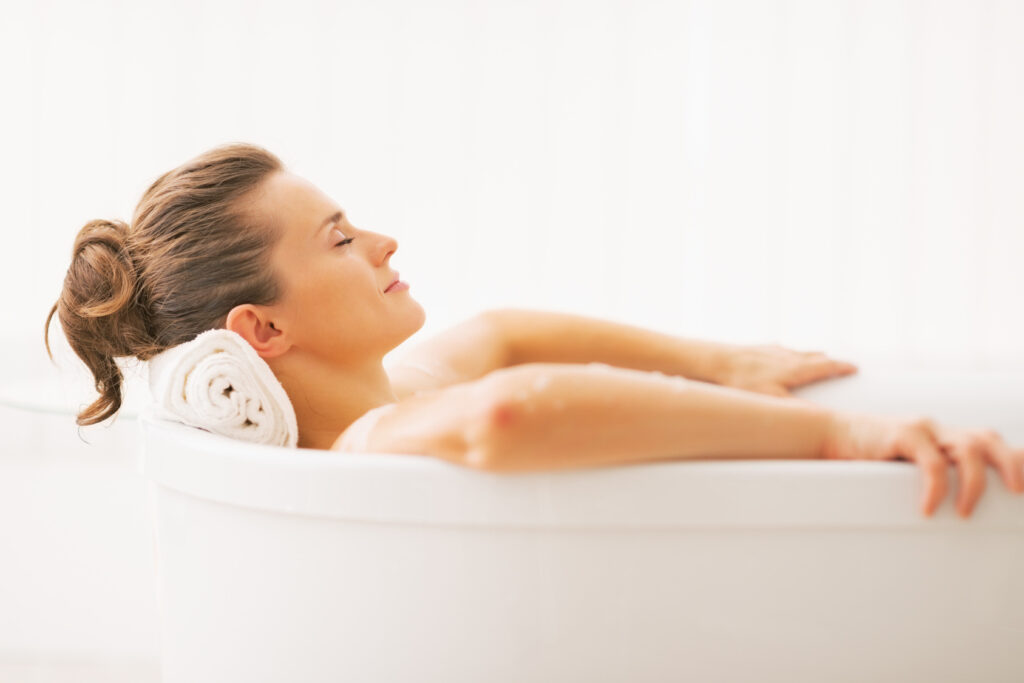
[473,362,835,473]
[483,307,737,385]
[337,359,833,472]
[484,307,859,398]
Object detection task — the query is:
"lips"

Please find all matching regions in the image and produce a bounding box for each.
[384,272,401,292]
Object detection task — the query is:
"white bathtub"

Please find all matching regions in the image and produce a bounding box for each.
[139,363,1024,683]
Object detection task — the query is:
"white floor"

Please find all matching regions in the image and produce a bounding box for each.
[0,656,161,682]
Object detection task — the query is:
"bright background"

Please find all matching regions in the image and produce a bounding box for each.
[1,0,1021,678]
[6,0,1024,375]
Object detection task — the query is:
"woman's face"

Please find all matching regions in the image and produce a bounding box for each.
[250,170,425,366]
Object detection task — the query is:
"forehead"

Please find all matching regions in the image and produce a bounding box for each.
[257,171,336,233]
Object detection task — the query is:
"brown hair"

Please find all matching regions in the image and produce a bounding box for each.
[44,142,286,427]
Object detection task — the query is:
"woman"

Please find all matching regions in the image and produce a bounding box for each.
[45,142,1023,519]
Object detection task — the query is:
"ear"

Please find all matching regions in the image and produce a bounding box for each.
[224,304,291,360]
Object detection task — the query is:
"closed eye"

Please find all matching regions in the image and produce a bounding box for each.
[334,237,354,248]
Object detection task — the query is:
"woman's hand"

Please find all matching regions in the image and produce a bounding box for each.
[716,343,859,398]
[822,412,1024,518]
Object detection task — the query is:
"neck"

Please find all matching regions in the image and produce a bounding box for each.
[268,351,397,450]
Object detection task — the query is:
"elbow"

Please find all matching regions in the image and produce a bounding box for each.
[460,372,527,472]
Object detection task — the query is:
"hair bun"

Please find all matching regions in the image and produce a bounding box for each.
[47,217,155,426]
[70,219,138,318]
[62,218,150,358]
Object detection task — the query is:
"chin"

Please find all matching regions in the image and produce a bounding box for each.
[391,296,426,341]
[407,299,427,332]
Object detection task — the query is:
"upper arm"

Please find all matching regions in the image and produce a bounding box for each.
[386,310,510,400]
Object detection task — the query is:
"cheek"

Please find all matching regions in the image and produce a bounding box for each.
[285,270,333,319]
[312,273,365,315]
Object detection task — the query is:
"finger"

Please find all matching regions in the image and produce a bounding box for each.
[795,359,858,383]
[981,437,1024,494]
[826,359,859,375]
[904,432,950,517]
[800,350,858,369]
[946,440,987,518]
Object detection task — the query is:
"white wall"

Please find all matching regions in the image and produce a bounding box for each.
[5,0,1023,371]
[1,0,1022,667]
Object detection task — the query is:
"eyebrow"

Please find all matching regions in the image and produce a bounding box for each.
[315,210,345,237]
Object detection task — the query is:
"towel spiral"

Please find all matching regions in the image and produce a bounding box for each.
[146,328,298,447]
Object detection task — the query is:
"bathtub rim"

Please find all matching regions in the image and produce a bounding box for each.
[136,406,1024,531]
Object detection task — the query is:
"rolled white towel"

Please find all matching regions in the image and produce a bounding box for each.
[146,328,298,448]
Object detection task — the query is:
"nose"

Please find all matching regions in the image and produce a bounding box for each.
[371,231,398,265]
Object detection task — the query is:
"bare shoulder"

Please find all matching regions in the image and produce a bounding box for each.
[332,402,404,454]
[331,380,498,466]
[385,311,509,401]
